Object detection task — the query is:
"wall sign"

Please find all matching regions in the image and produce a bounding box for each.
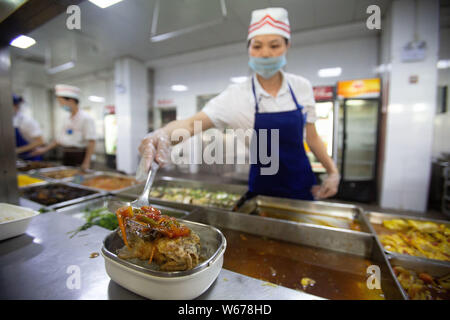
[401,41,427,63]
[313,86,334,101]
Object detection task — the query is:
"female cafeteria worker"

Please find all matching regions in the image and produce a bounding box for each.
[139,7,340,200]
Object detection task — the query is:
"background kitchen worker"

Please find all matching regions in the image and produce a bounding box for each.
[13,94,45,161]
[138,7,340,200]
[31,85,96,170]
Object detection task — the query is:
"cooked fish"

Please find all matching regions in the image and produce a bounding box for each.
[116,205,201,271]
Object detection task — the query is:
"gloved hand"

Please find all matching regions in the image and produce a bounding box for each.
[136,129,171,182]
[311,173,340,200]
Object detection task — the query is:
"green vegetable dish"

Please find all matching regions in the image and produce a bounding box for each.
[68,207,118,238]
[149,186,240,209]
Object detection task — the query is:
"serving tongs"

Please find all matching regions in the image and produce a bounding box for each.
[231,190,256,212]
[108,162,159,214]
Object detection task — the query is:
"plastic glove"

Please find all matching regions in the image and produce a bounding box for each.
[312,173,340,200]
[136,129,171,182]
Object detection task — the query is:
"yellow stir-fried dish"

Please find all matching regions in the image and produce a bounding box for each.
[380,219,450,261]
[17,174,45,187]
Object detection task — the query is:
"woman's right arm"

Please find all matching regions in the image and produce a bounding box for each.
[162,111,214,143]
[137,111,214,173]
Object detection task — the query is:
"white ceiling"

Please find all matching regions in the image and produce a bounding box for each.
[12,0,392,82]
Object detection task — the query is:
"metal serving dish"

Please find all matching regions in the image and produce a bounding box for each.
[387,253,450,300]
[185,207,405,300]
[19,182,104,211]
[16,160,60,173]
[101,219,226,300]
[365,211,450,265]
[67,171,142,194]
[56,194,192,220]
[33,166,94,182]
[116,176,247,211]
[238,195,371,233]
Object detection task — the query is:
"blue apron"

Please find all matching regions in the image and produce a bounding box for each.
[15,127,42,161]
[248,77,317,200]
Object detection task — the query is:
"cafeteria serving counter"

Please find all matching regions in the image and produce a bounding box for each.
[0,210,321,300]
[2,164,448,300]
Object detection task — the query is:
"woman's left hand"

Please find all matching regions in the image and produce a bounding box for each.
[312,173,340,199]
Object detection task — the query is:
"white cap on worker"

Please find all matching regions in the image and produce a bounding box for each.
[247,7,290,41]
[54,84,80,100]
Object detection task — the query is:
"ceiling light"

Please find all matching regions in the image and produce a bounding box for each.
[88,95,105,103]
[230,76,248,84]
[10,35,36,49]
[46,61,75,74]
[171,85,188,92]
[88,0,123,8]
[437,60,450,69]
[318,67,342,78]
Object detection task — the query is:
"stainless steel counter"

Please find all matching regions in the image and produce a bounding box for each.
[0,211,321,300]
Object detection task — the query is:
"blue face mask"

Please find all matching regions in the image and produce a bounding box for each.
[248,54,287,79]
[62,105,71,112]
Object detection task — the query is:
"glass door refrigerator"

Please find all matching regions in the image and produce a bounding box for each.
[336,79,381,203]
[306,86,336,175]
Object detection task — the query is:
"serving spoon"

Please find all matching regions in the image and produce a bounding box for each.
[108,162,159,214]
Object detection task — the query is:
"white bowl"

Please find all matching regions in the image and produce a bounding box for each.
[0,203,39,241]
[102,220,226,300]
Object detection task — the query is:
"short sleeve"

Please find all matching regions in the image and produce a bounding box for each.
[20,116,42,140]
[83,116,97,141]
[300,79,317,123]
[201,85,238,130]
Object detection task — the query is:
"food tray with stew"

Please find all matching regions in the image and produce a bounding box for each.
[184,207,405,300]
[67,171,142,193]
[16,160,60,173]
[19,182,104,211]
[34,166,93,181]
[237,195,371,233]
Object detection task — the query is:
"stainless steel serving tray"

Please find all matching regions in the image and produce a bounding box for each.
[33,166,94,182]
[19,182,105,211]
[56,194,192,220]
[365,211,450,266]
[16,160,61,174]
[66,171,143,194]
[185,207,406,300]
[238,195,372,233]
[386,253,450,300]
[116,176,247,211]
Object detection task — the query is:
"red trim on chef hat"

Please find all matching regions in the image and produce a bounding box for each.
[55,84,80,100]
[247,8,290,40]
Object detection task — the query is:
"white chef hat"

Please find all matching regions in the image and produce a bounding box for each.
[54,84,80,100]
[247,7,290,41]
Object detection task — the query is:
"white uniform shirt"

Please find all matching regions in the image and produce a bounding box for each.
[13,111,43,143]
[57,110,96,148]
[202,71,317,131]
